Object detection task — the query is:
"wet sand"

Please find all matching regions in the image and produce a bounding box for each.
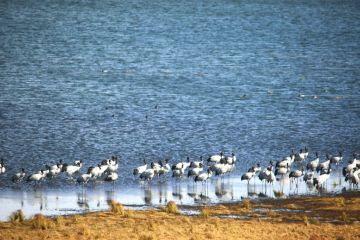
[1,192,359,240]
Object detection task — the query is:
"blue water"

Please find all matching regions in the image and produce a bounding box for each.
[0,0,359,220]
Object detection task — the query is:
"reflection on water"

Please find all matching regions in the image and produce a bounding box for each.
[0,171,354,221]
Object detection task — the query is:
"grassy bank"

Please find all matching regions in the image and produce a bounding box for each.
[0,193,359,240]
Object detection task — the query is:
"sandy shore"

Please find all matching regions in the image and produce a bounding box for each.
[0,192,359,240]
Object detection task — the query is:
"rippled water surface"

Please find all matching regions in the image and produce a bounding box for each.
[0,0,360,220]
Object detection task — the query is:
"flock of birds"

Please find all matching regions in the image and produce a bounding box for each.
[132,153,237,184]
[0,148,360,192]
[241,148,360,189]
[0,156,119,184]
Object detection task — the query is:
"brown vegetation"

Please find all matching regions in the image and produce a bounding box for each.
[0,193,359,240]
[9,210,25,224]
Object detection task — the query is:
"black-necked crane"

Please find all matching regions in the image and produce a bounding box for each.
[295,147,309,162]
[207,152,224,164]
[133,159,147,176]
[62,160,83,177]
[190,156,204,169]
[313,169,331,189]
[140,169,155,182]
[12,168,26,182]
[0,159,5,174]
[241,167,256,184]
[27,170,46,182]
[316,154,331,173]
[330,151,343,167]
[306,152,319,171]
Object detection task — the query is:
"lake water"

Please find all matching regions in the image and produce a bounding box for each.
[0,0,359,220]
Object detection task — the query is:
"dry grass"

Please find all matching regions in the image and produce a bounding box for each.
[139,234,154,240]
[266,209,277,218]
[163,201,179,214]
[108,200,125,215]
[274,190,285,198]
[242,198,252,210]
[303,215,309,225]
[1,194,360,240]
[309,234,327,240]
[200,208,210,218]
[336,197,346,207]
[54,215,64,227]
[9,210,25,224]
[31,214,55,230]
[341,212,348,223]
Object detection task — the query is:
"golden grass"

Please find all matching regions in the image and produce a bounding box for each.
[242,198,252,210]
[108,200,125,215]
[54,215,64,227]
[162,201,179,214]
[274,190,285,198]
[9,210,25,224]
[1,194,360,240]
[200,208,210,218]
[336,197,346,207]
[341,212,348,223]
[31,214,55,230]
[266,209,277,218]
[303,215,309,225]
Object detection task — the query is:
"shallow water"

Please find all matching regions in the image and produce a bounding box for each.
[0,172,351,221]
[0,0,360,220]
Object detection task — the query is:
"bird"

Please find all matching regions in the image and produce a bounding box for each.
[208,162,225,173]
[133,159,147,176]
[49,160,63,171]
[306,152,319,171]
[172,164,185,180]
[258,165,275,183]
[108,159,119,172]
[207,152,224,164]
[214,163,233,177]
[303,170,314,184]
[194,169,213,183]
[241,167,256,183]
[252,163,262,174]
[87,164,103,178]
[276,153,294,168]
[105,172,118,182]
[151,161,162,177]
[224,153,237,164]
[289,168,304,179]
[330,151,343,166]
[274,165,289,177]
[27,170,46,182]
[187,167,203,178]
[313,170,331,189]
[190,156,204,168]
[0,159,5,174]
[172,157,191,171]
[77,173,92,184]
[295,147,308,161]
[345,168,360,188]
[12,168,26,182]
[46,162,62,178]
[316,154,331,173]
[140,169,155,181]
[62,161,82,177]
[98,162,109,176]
[345,156,357,173]
[289,167,304,186]
[158,159,171,177]
[74,160,82,165]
